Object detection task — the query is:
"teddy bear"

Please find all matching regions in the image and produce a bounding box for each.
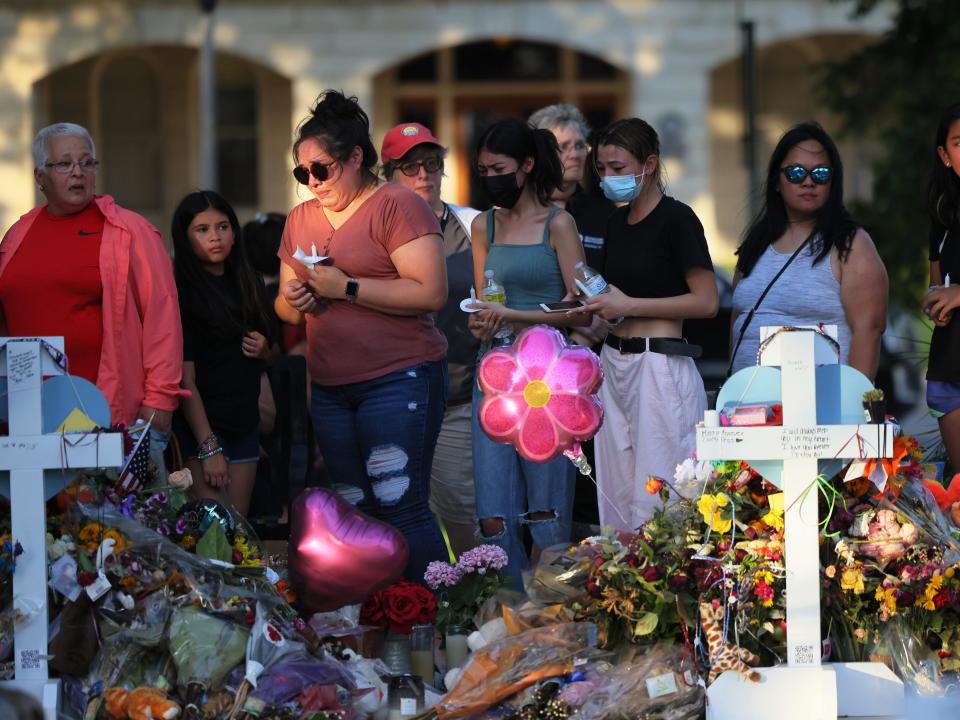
[104,686,181,720]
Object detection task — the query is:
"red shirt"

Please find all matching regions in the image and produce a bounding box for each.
[0,203,105,382]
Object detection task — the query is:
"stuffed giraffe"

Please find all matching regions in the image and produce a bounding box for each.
[699,601,761,684]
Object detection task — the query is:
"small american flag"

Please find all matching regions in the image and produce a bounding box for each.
[117,421,152,493]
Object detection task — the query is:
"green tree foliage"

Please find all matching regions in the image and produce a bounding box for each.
[816,0,959,310]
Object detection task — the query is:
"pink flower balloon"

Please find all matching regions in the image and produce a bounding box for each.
[477,325,603,463]
[289,488,409,612]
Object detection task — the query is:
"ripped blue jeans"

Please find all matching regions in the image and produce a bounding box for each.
[471,381,575,590]
[311,360,449,582]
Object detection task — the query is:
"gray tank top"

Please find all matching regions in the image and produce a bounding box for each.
[730,241,851,374]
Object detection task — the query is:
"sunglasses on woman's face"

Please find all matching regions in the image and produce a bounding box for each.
[293,160,338,185]
[781,164,833,185]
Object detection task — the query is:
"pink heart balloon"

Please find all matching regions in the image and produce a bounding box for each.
[289,488,409,612]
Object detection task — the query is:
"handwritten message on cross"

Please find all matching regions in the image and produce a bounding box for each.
[696,328,896,719]
[0,338,123,717]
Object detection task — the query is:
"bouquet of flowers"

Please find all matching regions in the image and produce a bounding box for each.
[359,579,436,635]
[424,545,508,635]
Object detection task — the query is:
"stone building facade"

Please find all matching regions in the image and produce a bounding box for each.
[0,0,890,262]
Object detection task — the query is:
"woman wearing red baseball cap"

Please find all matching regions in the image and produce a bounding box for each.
[381,122,482,558]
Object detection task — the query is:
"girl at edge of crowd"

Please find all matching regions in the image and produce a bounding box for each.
[468,117,589,588]
[923,103,960,485]
[172,190,276,516]
[274,90,450,582]
[576,117,719,531]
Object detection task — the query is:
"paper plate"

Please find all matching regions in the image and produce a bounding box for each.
[460,297,481,313]
[715,364,875,487]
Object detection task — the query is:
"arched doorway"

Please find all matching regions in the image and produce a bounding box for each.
[373,39,630,208]
[708,32,878,263]
[34,47,292,236]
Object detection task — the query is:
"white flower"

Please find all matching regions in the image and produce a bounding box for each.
[694,459,715,484]
[673,457,714,499]
[168,469,193,489]
[849,512,873,538]
[674,458,697,484]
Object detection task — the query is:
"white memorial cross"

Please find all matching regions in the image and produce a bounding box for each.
[696,328,902,720]
[0,338,123,719]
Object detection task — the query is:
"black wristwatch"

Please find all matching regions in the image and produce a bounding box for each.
[345,278,359,303]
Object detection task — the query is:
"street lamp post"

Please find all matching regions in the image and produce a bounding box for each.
[199,0,218,190]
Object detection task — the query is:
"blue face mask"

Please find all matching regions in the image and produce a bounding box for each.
[599,170,645,203]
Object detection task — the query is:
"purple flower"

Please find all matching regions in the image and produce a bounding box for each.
[157,523,170,536]
[154,492,169,504]
[175,518,187,535]
[424,560,462,589]
[119,495,137,517]
[457,544,508,574]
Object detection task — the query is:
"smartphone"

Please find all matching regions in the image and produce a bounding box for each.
[539,300,585,313]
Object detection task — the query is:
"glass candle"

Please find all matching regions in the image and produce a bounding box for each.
[410,623,435,686]
[445,625,470,670]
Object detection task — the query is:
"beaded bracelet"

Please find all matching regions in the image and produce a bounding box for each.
[197,446,224,461]
[198,432,221,455]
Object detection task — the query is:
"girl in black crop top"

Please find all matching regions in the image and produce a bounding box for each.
[577,117,718,531]
[923,104,960,478]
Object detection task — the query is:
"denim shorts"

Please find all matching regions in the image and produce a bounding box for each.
[928,380,960,417]
[174,422,261,464]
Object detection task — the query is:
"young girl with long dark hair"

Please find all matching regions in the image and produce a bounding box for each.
[172,190,276,515]
[468,117,588,585]
[923,104,960,473]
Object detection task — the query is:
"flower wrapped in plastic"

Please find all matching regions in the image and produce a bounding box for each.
[228,653,356,719]
[228,600,307,717]
[569,644,703,720]
[434,622,597,719]
[477,325,603,463]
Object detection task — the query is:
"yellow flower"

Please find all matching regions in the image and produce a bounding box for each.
[761,493,785,532]
[839,565,865,594]
[103,528,127,553]
[825,565,836,579]
[697,494,732,534]
[875,586,897,616]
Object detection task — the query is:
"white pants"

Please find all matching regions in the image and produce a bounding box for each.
[595,345,706,530]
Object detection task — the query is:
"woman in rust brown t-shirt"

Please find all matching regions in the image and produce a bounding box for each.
[276,90,449,582]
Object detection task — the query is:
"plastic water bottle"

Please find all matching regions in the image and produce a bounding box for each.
[573,261,609,297]
[574,261,623,324]
[482,269,507,305]
[482,269,514,344]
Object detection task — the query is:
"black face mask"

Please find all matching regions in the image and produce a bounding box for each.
[480,172,523,209]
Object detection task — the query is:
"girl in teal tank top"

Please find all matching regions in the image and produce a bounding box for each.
[467,118,589,589]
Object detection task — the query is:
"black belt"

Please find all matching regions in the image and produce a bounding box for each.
[604,335,702,358]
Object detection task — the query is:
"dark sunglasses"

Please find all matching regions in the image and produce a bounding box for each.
[781,164,833,185]
[293,160,338,185]
[397,158,442,177]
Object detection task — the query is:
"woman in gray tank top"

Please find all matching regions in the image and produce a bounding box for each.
[731,123,887,380]
[467,118,589,589]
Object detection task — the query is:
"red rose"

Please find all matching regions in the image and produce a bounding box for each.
[417,589,437,624]
[383,581,430,634]
[360,591,387,630]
